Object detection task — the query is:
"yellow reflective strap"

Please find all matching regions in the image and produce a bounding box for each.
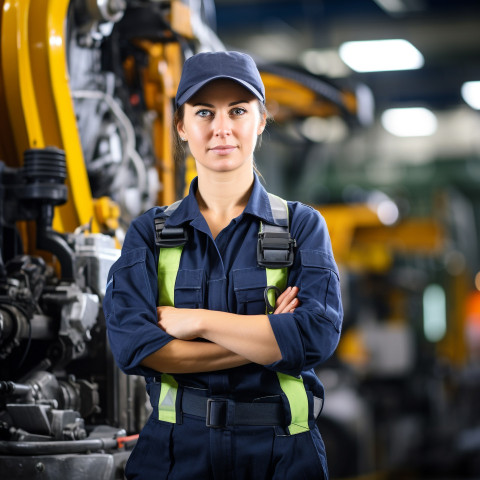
[264,194,289,312]
[158,373,178,423]
[265,267,288,313]
[158,246,183,307]
[277,372,310,435]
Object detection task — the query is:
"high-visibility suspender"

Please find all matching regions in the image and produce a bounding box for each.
[276,373,310,434]
[155,194,310,434]
[157,246,183,307]
[157,373,179,423]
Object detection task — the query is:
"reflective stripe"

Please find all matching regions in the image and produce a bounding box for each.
[276,372,310,435]
[158,246,183,306]
[267,193,289,226]
[158,373,178,423]
[265,193,289,309]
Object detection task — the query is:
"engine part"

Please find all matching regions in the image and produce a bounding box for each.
[0,451,130,480]
[74,233,120,297]
[42,283,100,364]
[6,404,86,441]
[0,149,76,281]
[0,255,49,359]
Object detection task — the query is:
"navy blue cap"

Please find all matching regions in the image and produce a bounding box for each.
[175,51,265,109]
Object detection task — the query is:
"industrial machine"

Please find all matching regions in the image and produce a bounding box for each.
[0,1,363,478]
[0,1,225,478]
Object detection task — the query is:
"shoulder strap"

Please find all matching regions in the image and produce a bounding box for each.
[257,193,296,269]
[154,200,189,247]
[156,193,295,267]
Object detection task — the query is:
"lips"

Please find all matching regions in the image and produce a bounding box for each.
[209,145,237,155]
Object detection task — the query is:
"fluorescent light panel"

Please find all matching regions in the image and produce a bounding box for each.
[423,284,447,343]
[339,39,424,72]
[300,49,351,78]
[373,0,407,13]
[381,107,437,137]
[461,81,480,110]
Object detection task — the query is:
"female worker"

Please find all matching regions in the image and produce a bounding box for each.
[103,51,343,479]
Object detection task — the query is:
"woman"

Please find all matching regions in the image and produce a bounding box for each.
[104,51,343,479]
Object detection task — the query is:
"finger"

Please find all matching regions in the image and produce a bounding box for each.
[275,286,292,305]
[275,286,295,309]
[275,295,299,314]
[274,286,299,313]
[282,298,299,314]
[274,292,295,313]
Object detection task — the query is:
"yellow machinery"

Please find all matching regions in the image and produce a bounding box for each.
[0,1,365,479]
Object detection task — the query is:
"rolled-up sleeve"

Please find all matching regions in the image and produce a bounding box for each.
[266,204,343,376]
[103,212,174,376]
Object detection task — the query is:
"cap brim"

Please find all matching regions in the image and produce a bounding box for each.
[176,75,265,108]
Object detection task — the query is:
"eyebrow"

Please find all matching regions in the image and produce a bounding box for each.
[192,100,248,108]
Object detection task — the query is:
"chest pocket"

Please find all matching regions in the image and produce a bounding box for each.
[233,267,268,315]
[174,269,204,308]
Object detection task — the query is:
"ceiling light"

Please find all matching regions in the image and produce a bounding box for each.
[423,284,446,343]
[373,0,426,14]
[461,81,480,110]
[339,39,424,72]
[367,191,399,225]
[300,116,348,143]
[381,107,437,137]
[373,0,407,13]
[300,49,351,78]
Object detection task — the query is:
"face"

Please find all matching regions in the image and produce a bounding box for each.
[177,79,266,175]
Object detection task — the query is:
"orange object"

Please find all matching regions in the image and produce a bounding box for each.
[117,434,140,449]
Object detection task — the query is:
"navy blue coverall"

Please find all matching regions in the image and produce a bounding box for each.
[104,174,343,479]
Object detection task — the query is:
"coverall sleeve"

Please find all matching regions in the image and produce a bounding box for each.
[103,211,174,376]
[266,203,343,376]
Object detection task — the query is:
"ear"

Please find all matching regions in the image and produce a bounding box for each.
[177,120,186,139]
[257,112,267,135]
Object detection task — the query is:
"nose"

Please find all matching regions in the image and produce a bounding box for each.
[213,113,232,137]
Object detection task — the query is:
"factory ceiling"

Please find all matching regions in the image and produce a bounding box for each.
[214,0,480,114]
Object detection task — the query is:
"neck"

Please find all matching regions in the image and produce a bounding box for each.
[196,167,255,216]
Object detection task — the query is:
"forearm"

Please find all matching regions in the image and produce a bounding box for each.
[155,288,298,366]
[140,338,250,373]
[197,310,282,365]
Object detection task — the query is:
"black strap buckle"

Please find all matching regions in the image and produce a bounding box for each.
[206,398,228,428]
[155,218,189,247]
[264,286,282,314]
[257,231,296,268]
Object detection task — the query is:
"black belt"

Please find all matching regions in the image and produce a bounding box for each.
[181,389,285,428]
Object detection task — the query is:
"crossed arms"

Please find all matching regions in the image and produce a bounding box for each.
[141,286,299,374]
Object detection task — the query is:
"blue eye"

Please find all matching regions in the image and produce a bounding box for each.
[231,107,246,116]
[196,109,212,117]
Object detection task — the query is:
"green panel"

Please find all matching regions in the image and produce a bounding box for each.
[157,246,183,306]
[158,373,178,423]
[265,267,288,312]
[277,372,309,435]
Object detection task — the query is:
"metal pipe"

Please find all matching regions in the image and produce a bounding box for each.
[0,437,118,455]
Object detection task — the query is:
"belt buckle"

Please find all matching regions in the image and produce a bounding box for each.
[206,398,228,428]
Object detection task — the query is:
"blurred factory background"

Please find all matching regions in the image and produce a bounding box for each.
[1,1,480,479]
[215,1,480,478]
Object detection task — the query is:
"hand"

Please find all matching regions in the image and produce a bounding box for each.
[157,306,201,340]
[274,286,300,314]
